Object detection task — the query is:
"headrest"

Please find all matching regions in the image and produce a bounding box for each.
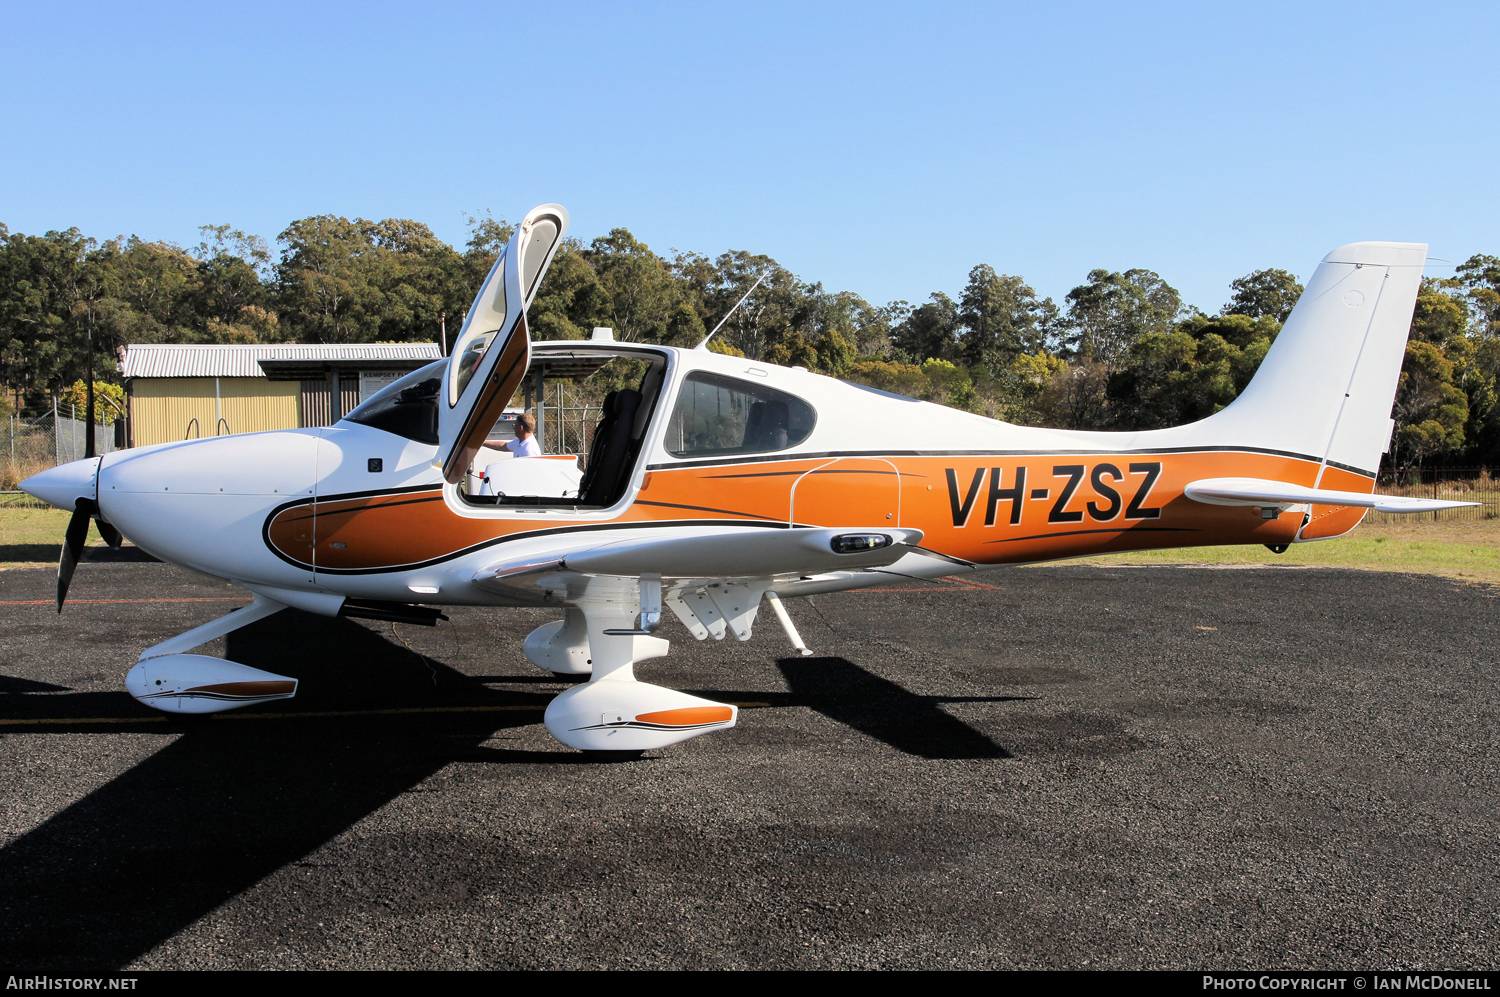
[614,389,642,414]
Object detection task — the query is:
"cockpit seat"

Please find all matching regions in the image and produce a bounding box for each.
[577,388,643,506]
[741,400,790,451]
[481,456,582,498]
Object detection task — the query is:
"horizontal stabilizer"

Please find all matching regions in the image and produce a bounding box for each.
[1185,477,1477,514]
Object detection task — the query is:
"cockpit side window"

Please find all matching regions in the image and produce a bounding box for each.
[343,359,446,445]
[664,372,815,458]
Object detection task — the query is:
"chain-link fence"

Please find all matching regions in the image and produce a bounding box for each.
[0,409,118,489]
[55,409,119,463]
[535,381,603,459]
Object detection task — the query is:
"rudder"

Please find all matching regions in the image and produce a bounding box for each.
[1190,241,1427,478]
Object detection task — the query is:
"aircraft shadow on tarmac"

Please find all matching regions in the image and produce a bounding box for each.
[0,613,1022,971]
[0,545,160,565]
[710,656,1024,761]
[0,675,71,694]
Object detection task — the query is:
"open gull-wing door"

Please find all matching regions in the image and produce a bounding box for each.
[438,204,568,483]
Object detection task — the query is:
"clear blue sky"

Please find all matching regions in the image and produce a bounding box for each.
[2,1,1495,314]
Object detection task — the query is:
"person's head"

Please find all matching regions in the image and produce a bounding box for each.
[514,413,536,439]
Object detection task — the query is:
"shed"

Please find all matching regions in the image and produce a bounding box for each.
[120,343,443,447]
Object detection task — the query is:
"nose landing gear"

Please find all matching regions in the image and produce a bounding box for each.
[124,594,297,713]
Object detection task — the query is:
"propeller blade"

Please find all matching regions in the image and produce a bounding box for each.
[57,503,92,613]
[95,517,122,549]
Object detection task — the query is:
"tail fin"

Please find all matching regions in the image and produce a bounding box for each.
[1194,241,1426,477]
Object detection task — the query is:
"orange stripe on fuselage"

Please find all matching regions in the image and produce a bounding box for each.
[265,450,1371,573]
[1297,464,1374,540]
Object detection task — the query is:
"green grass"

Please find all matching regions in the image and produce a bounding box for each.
[0,504,112,570]
[1033,519,1500,585]
[0,505,1495,585]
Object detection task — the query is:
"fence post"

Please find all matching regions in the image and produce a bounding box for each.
[533,367,545,453]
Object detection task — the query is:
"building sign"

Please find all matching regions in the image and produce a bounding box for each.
[359,371,403,403]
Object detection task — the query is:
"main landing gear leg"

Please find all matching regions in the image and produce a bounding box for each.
[541,600,738,752]
[522,608,593,678]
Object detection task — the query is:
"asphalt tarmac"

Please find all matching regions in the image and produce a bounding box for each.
[0,556,1497,971]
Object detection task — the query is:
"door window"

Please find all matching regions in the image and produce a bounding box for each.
[665,372,815,458]
[448,274,507,406]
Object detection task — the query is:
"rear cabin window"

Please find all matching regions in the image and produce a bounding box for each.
[665,372,815,458]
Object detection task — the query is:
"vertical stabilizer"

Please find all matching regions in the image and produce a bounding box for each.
[1190,241,1426,477]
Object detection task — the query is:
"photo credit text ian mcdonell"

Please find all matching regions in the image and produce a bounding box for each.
[1202,976,1494,991]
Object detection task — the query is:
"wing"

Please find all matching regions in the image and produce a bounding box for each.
[475,526,924,590]
[473,525,925,643]
[1184,476,1476,514]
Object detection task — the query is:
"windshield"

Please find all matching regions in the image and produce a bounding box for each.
[344,359,446,445]
[665,371,816,458]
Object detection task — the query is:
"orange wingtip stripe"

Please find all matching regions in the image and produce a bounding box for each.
[635,706,734,726]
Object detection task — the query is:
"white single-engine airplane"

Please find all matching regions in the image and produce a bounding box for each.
[21,205,1474,752]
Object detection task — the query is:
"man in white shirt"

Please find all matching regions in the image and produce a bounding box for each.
[505,413,540,457]
[477,413,541,496]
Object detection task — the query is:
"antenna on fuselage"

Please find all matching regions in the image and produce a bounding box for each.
[695,273,767,352]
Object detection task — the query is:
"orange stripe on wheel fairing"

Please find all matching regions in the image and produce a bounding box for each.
[635,706,733,727]
[186,681,297,697]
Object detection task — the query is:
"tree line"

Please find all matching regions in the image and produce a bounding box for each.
[1,215,1496,470]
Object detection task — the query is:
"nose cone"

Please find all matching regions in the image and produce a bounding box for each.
[20,458,99,511]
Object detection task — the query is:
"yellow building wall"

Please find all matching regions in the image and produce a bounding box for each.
[129,378,302,447]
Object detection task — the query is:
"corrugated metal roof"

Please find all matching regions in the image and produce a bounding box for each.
[121,343,443,379]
